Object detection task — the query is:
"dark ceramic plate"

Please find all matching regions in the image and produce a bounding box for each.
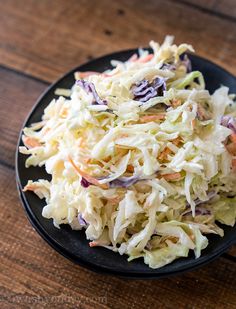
[16,50,236,278]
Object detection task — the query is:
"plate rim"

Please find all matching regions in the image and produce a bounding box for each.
[15,50,236,278]
[17,182,233,279]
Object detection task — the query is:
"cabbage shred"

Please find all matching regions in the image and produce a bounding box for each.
[20,36,236,269]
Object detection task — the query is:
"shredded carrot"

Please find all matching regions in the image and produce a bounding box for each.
[89,241,108,247]
[23,183,37,192]
[23,182,46,193]
[119,134,129,138]
[191,119,196,128]
[89,241,99,247]
[68,156,108,189]
[232,159,236,172]
[158,137,181,161]
[229,133,236,144]
[75,71,99,79]
[136,54,154,63]
[23,136,41,148]
[128,54,138,62]
[139,114,165,123]
[226,143,236,156]
[158,147,172,161]
[172,137,182,146]
[160,172,182,181]
[171,99,181,108]
[108,196,122,205]
[126,164,134,173]
[232,159,236,170]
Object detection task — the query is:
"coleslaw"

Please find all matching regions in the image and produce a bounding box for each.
[20,36,236,268]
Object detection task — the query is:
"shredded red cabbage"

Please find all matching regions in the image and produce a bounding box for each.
[80,177,92,188]
[78,213,87,226]
[109,175,141,188]
[161,63,176,70]
[81,173,145,189]
[221,116,236,133]
[180,54,192,73]
[194,191,216,206]
[131,77,166,103]
[184,191,216,216]
[183,207,211,217]
[76,80,107,105]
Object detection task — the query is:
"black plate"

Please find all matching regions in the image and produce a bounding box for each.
[16,50,236,278]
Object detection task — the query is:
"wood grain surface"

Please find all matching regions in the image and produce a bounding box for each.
[183,0,236,19]
[1,0,236,83]
[0,0,236,308]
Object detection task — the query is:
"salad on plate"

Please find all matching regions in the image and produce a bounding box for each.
[20,36,236,268]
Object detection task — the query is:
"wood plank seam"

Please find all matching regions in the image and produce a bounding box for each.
[222,253,236,262]
[0,159,14,171]
[170,0,236,23]
[0,64,50,86]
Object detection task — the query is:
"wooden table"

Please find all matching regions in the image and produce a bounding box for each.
[1,1,236,308]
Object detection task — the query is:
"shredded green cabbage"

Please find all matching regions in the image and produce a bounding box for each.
[20,36,236,269]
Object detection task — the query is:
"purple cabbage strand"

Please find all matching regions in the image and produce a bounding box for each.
[131,77,167,103]
[78,214,87,226]
[221,116,236,133]
[80,174,144,189]
[161,63,176,71]
[183,208,211,217]
[194,191,216,206]
[76,80,107,105]
[80,177,92,188]
[180,54,192,73]
[109,175,142,188]
[183,191,216,216]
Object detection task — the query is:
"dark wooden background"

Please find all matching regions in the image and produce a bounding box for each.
[0,1,236,308]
